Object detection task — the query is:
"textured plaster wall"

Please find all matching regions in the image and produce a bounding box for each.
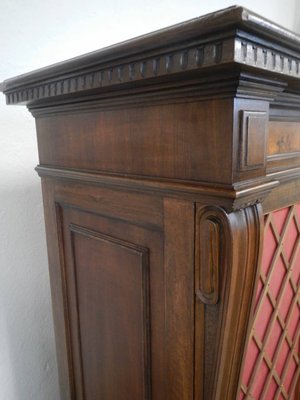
[0,1,298,399]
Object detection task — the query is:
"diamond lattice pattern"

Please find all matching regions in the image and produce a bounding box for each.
[239,204,300,399]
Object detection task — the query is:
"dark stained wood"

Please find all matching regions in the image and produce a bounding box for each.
[267,121,300,172]
[268,121,300,156]
[296,375,300,400]
[263,171,300,214]
[240,111,267,169]
[53,180,164,231]
[232,98,270,182]
[1,6,300,108]
[195,205,263,399]
[65,223,150,400]
[163,199,195,400]
[41,180,73,400]
[35,165,278,213]
[2,6,300,400]
[56,194,166,399]
[36,100,234,184]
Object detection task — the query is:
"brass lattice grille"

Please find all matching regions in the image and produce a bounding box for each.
[239,205,300,400]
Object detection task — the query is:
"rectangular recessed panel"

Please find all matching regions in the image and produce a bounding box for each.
[239,204,300,399]
[267,122,300,173]
[268,122,300,156]
[68,224,150,400]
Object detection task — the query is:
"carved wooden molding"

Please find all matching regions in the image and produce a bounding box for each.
[26,73,285,118]
[4,38,235,105]
[36,165,278,212]
[195,204,264,399]
[2,37,298,107]
[234,38,300,78]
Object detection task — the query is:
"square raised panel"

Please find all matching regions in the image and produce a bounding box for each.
[240,111,267,171]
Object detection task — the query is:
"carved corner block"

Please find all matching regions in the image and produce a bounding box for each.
[239,110,268,171]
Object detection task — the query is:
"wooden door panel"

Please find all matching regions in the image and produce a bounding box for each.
[68,224,150,400]
[41,178,195,400]
[56,203,165,400]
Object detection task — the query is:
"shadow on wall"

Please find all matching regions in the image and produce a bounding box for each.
[0,178,59,400]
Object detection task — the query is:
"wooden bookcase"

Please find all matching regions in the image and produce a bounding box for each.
[1,6,300,399]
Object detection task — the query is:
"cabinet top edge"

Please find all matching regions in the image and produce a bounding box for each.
[2,5,300,104]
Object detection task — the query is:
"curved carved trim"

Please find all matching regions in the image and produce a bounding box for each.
[195,204,263,399]
[195,207,222,305]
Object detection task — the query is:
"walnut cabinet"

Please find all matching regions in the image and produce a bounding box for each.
[1,6,300,399]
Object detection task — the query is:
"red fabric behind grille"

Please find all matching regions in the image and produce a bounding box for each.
[239,205,300,399]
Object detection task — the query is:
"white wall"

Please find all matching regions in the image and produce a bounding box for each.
[0,1,298,399]
[295,0,300,33]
